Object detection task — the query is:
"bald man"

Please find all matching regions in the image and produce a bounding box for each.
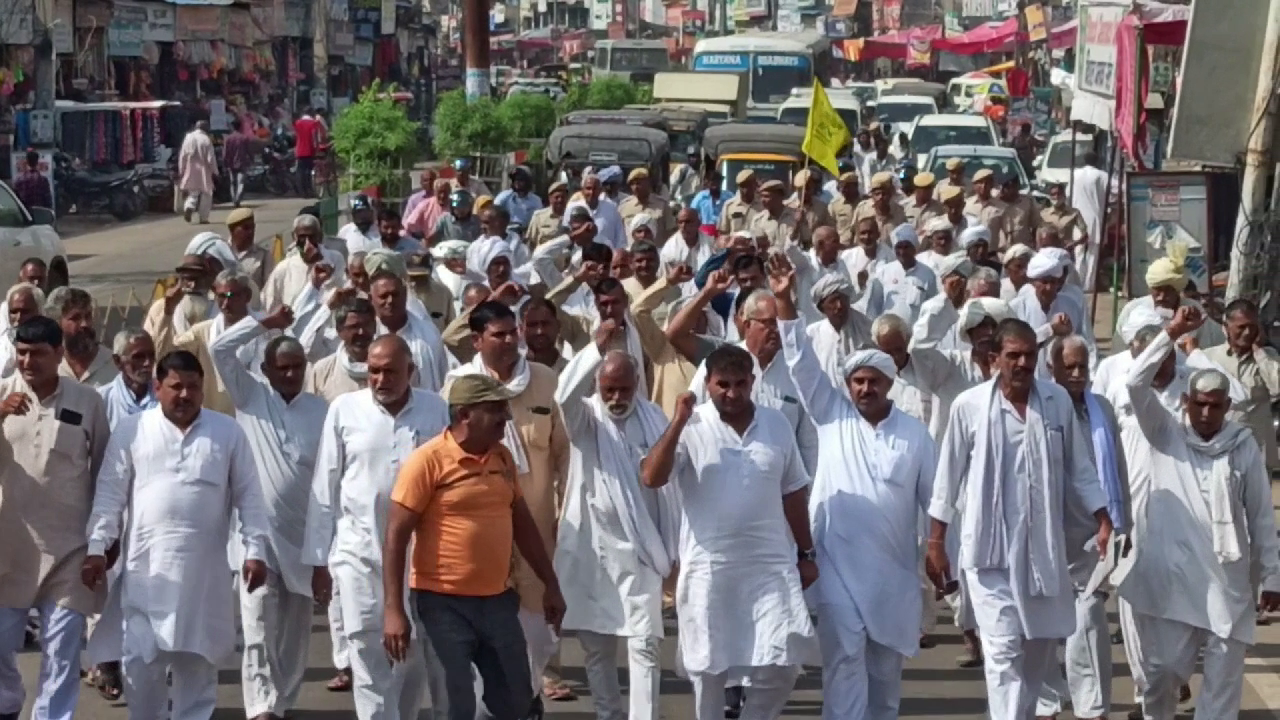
[303,333,450,720]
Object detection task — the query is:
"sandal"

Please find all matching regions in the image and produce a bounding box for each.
[542,679,577,702]
[95,662,124,702]
[327,668,353,692]
[956,648,984,668]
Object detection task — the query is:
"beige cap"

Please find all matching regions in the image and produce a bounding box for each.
[547,181,569,194]
[838,171,858,182]
[446,374,516,406]
[972,168,994,182]
[759,179,786,192]
[870,172,895,190]
[792,168,812,188]
[945,157,965,171]
[736,169,756,185]
[364,248,408,278]
[913,171,936,187]
[940,185,965,202]
[627,167,650,183]
[226,207,254,227]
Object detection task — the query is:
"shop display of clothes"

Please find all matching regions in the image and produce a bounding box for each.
[56,108,166,167]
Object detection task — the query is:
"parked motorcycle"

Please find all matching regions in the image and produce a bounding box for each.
[262,145,296,196]
[53,153,146,221]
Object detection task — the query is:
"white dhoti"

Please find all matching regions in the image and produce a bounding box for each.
[816,606,904,720]
[690,665,799,720]
[332,563,429,720]
[1132,612,1247,720]
[967,569,1059,720]
[1034,553,1111,718]
[329,587,350,669]
[86,556,127,666]
[1074,241,1099,293]
[517,608,558,700]
[240,570,313,717]
[183,191,213,223]
[578,631,661,720]
[1118,598,1148,703]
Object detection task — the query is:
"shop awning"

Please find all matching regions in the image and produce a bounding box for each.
[932,18,1017,54]
[859,24,942,62]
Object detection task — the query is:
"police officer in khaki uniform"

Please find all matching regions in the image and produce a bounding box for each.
[963,168,1007,240]
[995,173,1039,251]
[852,171,908,245]
[718,169,762,236]
[901,171,946,232]
[938,185,971,233]
[527,181,569,248]
[933,157,972,200]
[827,171,862,247]
[747,179,800,249]
[617,168,674,241]
[786,168,833,242]
[1039,181,1090,248]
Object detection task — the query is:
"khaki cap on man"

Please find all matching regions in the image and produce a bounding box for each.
[870,172,895,190]
[226,207,254,227]
[940,185,965,202]
[945,157,965,171]
[446,375,515,406]
[972,168,994,182]
[792,168,812,188]
[913,172,936,187]
[759,179,786,192]
[736,169,756,185]
[627,167,650,183]
[838,171,858,183]
[547,181,569,195]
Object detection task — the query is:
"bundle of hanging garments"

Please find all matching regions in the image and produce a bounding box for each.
[57,109,165,166]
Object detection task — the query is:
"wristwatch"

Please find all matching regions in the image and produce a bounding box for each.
[798,548,817,562]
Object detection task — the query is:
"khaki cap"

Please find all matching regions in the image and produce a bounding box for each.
[913,171,936,187]
[838,171,858,182]
[547,181,569,194]
[792,168,812,188]
[940,185,964,202]
[736,169,756,185]
[870,172,895,190]
[945,157,965,171]
[226,207,254,226]
[446,374,516,406]
[627,167,650,183]
[759,179,785,192]
[972,168,994,182]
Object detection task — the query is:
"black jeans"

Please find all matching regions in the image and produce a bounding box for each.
[412,588,532,720]
[296,155,315,198]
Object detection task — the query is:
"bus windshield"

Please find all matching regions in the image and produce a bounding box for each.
[751,55,811,105]
[610,48,670,72]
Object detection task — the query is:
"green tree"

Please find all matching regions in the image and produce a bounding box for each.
[584,77,641,110]
[433,88,515,159]
[495,93,559,141]
[330,81,421,195]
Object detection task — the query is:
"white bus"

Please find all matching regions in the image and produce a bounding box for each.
[593,39,672,84]
[691,31,832,119]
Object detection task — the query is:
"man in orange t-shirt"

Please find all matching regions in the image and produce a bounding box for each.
[382,375,565,720]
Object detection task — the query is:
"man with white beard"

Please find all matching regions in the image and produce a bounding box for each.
[1035,335,1129,720]
[641,346,817,720]
[554,324,677,720]
[1008,249,1096,377]
[303,336,449,720]
[773,267,936,720]
[84,350,272,720]
[925,319,1113,720]
[1117,306,1280,720]
[210,308,328,720]
[262,215,346,315]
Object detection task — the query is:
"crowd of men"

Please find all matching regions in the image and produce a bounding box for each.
[1,137,1278,720]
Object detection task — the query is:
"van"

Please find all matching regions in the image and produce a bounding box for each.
[776,87,862,134]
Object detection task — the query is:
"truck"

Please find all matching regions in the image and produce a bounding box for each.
[649,71,748,123]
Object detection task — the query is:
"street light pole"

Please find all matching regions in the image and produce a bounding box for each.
[464,0,491,102]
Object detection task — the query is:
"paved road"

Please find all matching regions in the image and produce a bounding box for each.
[18,197,1280,718]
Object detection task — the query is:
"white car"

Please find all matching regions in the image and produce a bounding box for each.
[777,87,863,135]
[1033,129,1103,189]
[873,95,938,136]
[907,114,1000,170]
[923,144,1032,193]
[0,180,71,288]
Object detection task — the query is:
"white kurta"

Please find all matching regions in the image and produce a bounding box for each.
[687,344,820,474]
[1068,165,1109,289]
[337,223,381,256]
[262,248,347,314]
[377,312,449,393]
[1008,287,1097,378]
[211,317,328,596]
[864,260,939,325]
[553,345,677,639]
[1114,295,1225,349]
[929,379,1108,640]
[804,315,874,388]
[86,408,271,665]
[781,319,936,657]
[664,402,817,675]
[1115,330,1280,644]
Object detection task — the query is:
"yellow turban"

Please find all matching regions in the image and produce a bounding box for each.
[1145,243,1189,291]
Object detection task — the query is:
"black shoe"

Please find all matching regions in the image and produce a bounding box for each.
[1111,629,1124,645]
[524,694,544,720]
[1,712,19,720]
[725,686,744,719]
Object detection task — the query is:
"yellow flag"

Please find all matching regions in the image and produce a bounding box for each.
[801,80,852,179]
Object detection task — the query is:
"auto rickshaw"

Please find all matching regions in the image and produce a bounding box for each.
[558,109,670,136]
[544,125,671,195]
[702,123,806,194]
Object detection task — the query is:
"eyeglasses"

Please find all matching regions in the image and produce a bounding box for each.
[215,291,239,300]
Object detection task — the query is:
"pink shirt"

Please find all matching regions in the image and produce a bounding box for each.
[405,196,446,238]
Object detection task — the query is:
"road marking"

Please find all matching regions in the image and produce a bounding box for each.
[1245,653,1280,716]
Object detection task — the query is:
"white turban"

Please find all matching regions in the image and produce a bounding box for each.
[810,272,854,306]
[957,225,991,250]
[629,212,655,236]
[959,297,1011,333]
[890,223,919,247]
[431,239,470,261]
[185,231,237,271]
[1026,249,1065,280]
[1041,247,1072,272]
[597,165,623,184]
[466,235,513,279]
[1119,304,1167,345]
[924,216,954,235]
[840,348,898,381]
[665,295,725,337]
[1001,243,1035,264]
[934,252,972,280]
